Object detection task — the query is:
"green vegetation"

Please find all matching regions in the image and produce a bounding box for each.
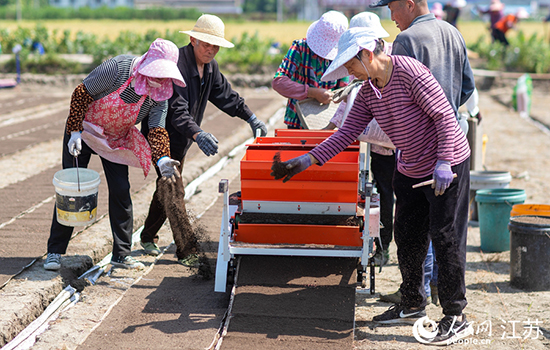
[0,6,201,20]
[0,24,288,75]
[3,19,550,75]
[468,31,550,74]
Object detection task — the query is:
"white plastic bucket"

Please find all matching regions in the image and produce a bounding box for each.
[53,168,101,227]
[469,170,512,221]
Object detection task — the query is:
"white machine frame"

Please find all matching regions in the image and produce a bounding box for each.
[214,145,377,293]
[214,84,380,293]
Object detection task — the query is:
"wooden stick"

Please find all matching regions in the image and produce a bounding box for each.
[412,174,458,189]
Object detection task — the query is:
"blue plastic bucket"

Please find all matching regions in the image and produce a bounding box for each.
[475,188,526,252]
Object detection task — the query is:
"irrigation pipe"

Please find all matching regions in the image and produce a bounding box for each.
[2,286,78,350]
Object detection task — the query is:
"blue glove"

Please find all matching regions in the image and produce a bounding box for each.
[271,154,312,183]
[157,156,180,178]
[68,131,82,156]
[432,160,453,196]
[195,131,219,156]
[247,114,268,137]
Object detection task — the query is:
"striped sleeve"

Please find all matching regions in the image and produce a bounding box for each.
[83,58,119,97]
[403,61,457,162]
[310,55,469,177]
[146,99,168,129]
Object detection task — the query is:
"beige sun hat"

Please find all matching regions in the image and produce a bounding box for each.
[180,14,234,48]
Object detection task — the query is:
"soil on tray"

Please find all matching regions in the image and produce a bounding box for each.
[237,212,362,226]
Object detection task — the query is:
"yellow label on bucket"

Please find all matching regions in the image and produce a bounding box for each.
[56,207,97,224]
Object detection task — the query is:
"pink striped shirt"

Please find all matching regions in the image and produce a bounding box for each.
[310,55,470,178]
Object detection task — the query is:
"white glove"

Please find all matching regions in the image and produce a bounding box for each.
[68,131,82,156]
[157,156,180,177]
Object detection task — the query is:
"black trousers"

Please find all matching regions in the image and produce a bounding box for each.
[393,158,470,316]
[493,29,509,46]
[140,160,185,244]
[371,152,395,251]
[47,131,133,260]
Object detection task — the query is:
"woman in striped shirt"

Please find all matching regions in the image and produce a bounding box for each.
[44,39,185,271]
[272,28,472,343]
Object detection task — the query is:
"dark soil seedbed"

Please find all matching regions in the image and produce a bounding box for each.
[237,212,362,226]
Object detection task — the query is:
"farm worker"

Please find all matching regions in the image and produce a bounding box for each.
[493,7,529,46]
[370,0,475,307]
[139,14,267,266]
[271,28,473,345]
[442,0,466,28]
[431,2,445,20]
[44,38,185,271]
[323,11,395,268]
[272,10,350,129]
[476,0,505,43]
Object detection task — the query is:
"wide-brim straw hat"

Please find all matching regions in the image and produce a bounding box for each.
[349,12,389,38]
[137,38,186,87]
[306,10,348,60]
[321,28,378,82]
[180,14,234,48]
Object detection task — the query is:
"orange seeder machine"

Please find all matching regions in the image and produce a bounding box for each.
[214,129,381,293]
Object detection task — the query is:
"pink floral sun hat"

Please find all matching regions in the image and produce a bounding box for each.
[133,38,186,101]
[306,11,348,60]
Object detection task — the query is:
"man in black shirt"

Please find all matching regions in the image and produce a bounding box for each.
[141,14,267,265]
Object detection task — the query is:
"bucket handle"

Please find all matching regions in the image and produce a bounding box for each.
[505,200,516,208]
[74,156,81,192]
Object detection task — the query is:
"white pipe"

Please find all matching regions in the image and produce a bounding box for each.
[3,286,77,350]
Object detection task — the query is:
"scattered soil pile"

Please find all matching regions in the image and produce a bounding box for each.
[158,173,212,279]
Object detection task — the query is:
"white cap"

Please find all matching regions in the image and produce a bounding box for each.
[350,12,389,38]
[321,28,378,82]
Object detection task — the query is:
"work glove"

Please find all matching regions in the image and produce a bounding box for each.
[157,156,180,178]
[195,131,219,156]
[271,153,312,183]
[432,160,453,196]
[68,131,82,156]
[247,114,267,137]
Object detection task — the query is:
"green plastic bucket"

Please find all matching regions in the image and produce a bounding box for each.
[475,188,526,252]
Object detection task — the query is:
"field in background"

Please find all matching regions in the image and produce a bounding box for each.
[1,19,548,47]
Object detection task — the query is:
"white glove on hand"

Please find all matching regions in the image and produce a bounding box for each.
[157,157,180,178]
[68,131,82,156]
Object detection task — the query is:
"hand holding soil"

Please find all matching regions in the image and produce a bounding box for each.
[270,152,312,183]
